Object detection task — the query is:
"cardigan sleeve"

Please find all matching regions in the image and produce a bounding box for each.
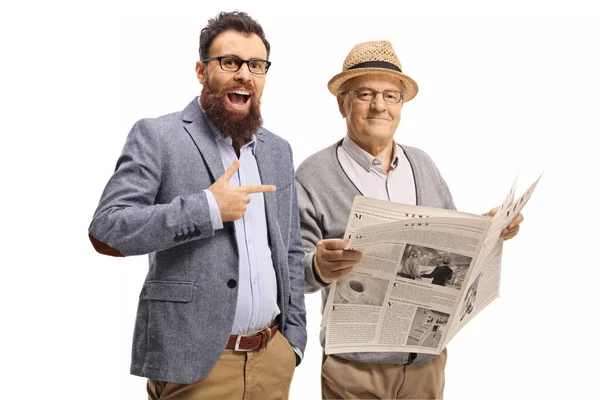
[295,178,331,293]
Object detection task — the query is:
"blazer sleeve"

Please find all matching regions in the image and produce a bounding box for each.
[282,143,308,360]
[88,119,215,257]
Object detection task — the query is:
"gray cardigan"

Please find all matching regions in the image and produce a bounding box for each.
[295,140,455,365]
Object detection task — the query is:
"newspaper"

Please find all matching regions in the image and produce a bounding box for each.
[322,173,541,356]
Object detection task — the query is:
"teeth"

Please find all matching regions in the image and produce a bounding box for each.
[232,90,250,96]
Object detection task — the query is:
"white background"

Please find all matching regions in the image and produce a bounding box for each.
[2,1,599,399]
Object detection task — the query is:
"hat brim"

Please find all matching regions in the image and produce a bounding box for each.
[327,68,419,102]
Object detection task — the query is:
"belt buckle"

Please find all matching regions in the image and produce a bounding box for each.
[234,334,252,352]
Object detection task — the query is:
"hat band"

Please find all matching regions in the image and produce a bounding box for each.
[347,61,402,73]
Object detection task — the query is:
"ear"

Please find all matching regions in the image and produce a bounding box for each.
[196,61,207,85]
[336,94,347,118]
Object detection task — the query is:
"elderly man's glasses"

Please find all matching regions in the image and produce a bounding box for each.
[341,87,404,104]
[202,56,271,75]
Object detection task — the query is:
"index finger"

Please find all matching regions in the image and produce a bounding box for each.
[507,212,524,229]
[321,239,350,251]
[241,184,277,194]
[218,160,240,183]
[487,206,500,217]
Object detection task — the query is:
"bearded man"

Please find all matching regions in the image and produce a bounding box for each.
[89,11,306,400]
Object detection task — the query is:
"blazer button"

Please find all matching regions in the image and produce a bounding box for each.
[227,279,237,289]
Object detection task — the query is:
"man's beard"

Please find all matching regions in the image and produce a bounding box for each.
[200,81,262,143]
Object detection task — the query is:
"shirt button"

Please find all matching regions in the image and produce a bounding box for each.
[227,279,237,289]
[248,238,252,244]
[253,280,257,285]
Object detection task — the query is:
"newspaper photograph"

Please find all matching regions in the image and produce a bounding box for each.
[322,173,541,356]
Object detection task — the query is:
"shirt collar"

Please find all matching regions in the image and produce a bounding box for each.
[341,135,400,172]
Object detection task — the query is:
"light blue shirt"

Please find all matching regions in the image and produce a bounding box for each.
[200,107,302,360]
[200,116,279,336]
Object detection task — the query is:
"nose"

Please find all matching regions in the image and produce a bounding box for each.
[370,92,387,112]
[234,62,251,83]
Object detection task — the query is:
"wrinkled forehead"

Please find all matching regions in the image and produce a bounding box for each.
[344,74,405,91]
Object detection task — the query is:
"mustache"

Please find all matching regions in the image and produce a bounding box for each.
[199,84,262,141]
[219,81,256,96]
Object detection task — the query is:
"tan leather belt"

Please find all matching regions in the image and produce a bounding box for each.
[226,321,279,351]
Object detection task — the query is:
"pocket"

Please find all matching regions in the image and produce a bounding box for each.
[277,332,297,370]
[277,332,296,369]
[159,382,175,400]
[148,380,175,400]
[279,332,295,354]
[142,281,196,370]
[139,281,194,302]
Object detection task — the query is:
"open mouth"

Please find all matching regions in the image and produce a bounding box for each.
[227,90,250,108]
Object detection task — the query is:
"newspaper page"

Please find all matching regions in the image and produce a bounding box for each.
[447,173,542,340]
[322,174,541,356]
[320,200,483,327]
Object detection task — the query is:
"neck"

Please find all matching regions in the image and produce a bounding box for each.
[352,136,395,174]
[231,136,248,158]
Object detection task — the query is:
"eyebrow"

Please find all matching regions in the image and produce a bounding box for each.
[215,53,268,60]
[351,87,403,91]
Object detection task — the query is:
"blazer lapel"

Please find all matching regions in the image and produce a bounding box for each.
[254,131,275,186]
[182,99,225,182]
[254,132,281,255]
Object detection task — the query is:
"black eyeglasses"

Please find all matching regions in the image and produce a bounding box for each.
[202,55,271,75]
[340,87,405,104]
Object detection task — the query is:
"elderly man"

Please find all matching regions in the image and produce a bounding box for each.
[296,40,523,399]
[89,11,306,400]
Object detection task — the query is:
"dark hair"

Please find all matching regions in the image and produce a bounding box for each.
[199,11,270,60]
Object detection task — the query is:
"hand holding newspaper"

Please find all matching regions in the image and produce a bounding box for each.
[321,173,541,356]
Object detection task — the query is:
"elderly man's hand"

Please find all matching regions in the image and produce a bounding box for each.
[487,207,524,240]
[314,239,364,284]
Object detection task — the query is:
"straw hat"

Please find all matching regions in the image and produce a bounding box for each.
[327,40,418,102]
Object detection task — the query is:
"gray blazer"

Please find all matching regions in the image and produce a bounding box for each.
[89,98,307,384]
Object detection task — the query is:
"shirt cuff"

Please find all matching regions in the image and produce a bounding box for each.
[292,346,303,366]
[203,189,223,231]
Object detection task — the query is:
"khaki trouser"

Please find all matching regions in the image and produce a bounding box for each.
[147,331,296,400]
[322,348,447,400]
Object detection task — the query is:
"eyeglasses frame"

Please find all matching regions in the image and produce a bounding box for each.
[340,87,405,104]
[202,55,272,75]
